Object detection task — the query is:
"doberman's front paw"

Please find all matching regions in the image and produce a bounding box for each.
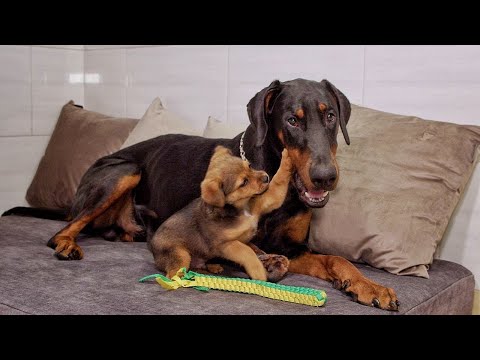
[258,254,289,283]
[333,278,399,311]
[48,236,84,260]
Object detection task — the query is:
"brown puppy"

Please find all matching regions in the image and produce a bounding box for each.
[149,146,293,281]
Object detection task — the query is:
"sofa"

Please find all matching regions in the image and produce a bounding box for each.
[0,99,477,315]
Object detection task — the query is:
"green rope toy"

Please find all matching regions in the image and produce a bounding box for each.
[139,268,327,307]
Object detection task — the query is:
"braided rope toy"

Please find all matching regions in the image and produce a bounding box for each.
[139,268,327,307]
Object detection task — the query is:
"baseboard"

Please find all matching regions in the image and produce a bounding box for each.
[473,289,480,315]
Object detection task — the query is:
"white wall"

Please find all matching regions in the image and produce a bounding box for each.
[0,45,84,213]
[0,45,479,288]
[84,45,480,126]
[84,46,228,133]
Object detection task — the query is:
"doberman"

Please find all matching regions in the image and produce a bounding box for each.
[22,78,401,311]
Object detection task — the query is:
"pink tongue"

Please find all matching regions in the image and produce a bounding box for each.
[307,189,327,198]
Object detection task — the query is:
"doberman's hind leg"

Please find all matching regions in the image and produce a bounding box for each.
[47,162,141,260]
[91,190,143,242]
[289,253,400,311]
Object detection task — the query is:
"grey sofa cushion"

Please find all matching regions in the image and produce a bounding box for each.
[0,216,474,315]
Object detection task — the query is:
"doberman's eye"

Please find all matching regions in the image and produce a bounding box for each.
[240,178,249,187]
[327,112,336,123]
[287,117,299,127]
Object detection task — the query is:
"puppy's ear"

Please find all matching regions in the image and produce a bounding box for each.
[247,80,282,148]
[321,79,351,145]
[212,145,233,158]
[201,178,225,208]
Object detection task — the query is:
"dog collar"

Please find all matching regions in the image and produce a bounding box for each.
[240,131,248,162]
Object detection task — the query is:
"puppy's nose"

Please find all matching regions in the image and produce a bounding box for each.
[261,174,270,184]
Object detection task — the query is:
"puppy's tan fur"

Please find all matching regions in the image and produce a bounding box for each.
[149,146,293,281]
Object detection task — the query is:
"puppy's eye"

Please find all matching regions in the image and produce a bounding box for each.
[240,178,249,187]
[327,112,336,123]
[287,117,299,127]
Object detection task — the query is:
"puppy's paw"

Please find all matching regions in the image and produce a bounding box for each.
[120,232,135,242]
[206,264,224,274]
[280,149,293,173]
[258,254,289,283]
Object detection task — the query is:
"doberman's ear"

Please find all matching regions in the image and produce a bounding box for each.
[201,178,225,208]
[247,80,282,147]
[322,79,351,145]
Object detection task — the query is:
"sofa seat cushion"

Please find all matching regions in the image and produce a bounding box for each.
[0,216,473,315]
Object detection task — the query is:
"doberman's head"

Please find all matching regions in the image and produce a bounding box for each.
[247,78,351,208]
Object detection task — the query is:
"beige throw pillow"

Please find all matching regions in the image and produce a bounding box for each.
[309,105,480,278]
[26,101,138,210]
[121,98,200,149]
[203,116,247,139]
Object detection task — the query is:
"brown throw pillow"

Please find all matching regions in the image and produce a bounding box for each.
[26,101,138,210]
[309,105,480,278]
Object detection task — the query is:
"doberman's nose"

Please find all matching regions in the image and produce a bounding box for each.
[310,165,337,189]
[261,174,270,184]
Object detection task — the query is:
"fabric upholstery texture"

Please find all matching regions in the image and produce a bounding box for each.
[26,101,138,210]
[0,216,473,315]
[309,105,480,278]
